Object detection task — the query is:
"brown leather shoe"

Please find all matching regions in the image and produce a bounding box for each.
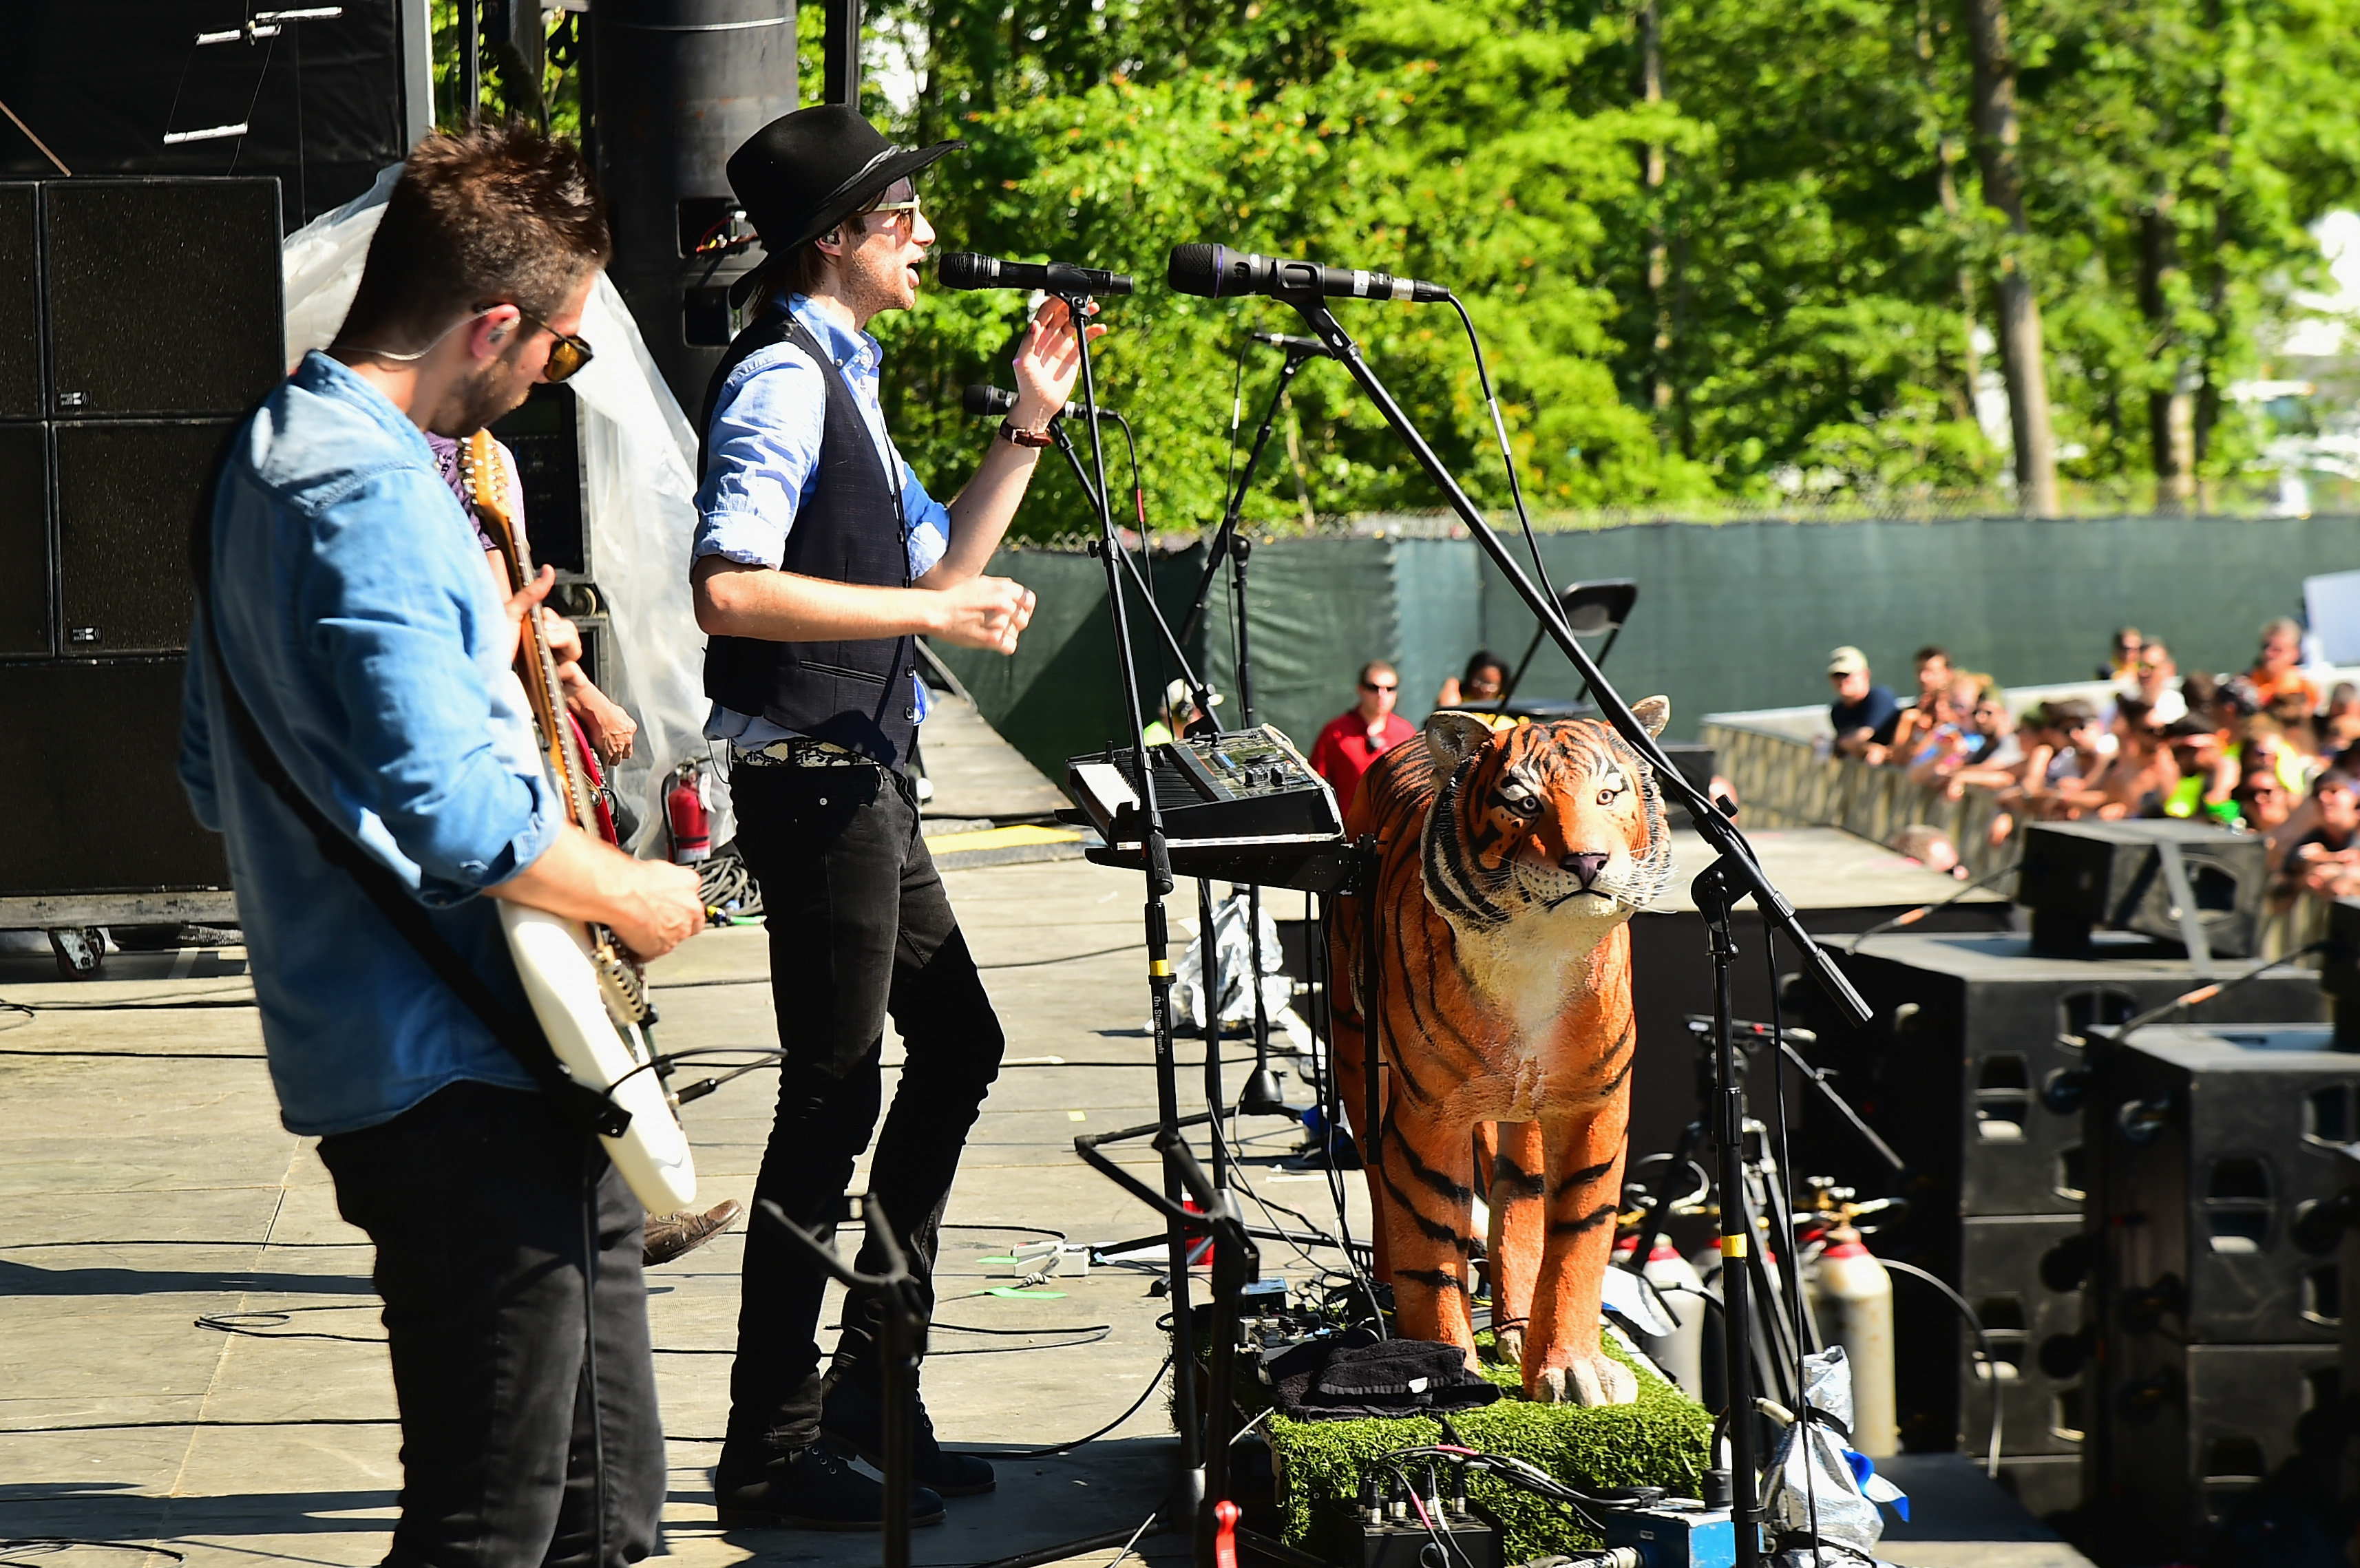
[643,1198,744,1267]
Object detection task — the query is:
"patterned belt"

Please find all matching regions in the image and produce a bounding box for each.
[735,737,879,770]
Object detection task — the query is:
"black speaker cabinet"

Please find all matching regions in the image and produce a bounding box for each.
[2092,1024,2353,1348]
[0,423,47,655]
[1789,932,2324,1225]
[2092,1339,2341,1563]
[488,382,588,578]
[0,661,230,896]
[0,184,40,420]
[43,180,284,419]
[2016,819,2268,960]
[54,420,238,655]
[1946,1214,2090,1463]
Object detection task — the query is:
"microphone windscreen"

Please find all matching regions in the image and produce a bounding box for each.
[1166,243,1225,298]
[962,384,1015,416]
[938,252,998,290]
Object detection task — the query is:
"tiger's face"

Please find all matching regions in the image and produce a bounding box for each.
[1419,700,1674,935]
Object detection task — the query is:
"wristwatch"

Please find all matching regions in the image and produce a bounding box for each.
[998,419,1054,449]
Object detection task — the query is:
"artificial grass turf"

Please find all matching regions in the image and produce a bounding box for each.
[1263,1331,1712,1562]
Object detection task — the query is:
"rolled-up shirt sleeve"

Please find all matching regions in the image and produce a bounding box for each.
[693,344,826,569]
[298,469,558,902]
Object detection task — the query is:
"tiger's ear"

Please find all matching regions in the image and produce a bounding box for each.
[1631,696,1671,739]
[1426,710,1497,770]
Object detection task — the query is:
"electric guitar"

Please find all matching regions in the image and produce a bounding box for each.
[466,431,697,1211]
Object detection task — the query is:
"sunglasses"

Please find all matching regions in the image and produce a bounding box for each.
[859,189,924,233]
[509,304,596,383]
[1361,680,1400,693]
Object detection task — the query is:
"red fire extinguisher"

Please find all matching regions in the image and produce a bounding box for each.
[666,761,712,865]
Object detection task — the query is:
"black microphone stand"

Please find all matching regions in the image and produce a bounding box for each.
[1273,295,1875,1568]
[757,1194,925,1568]
[1174,340,1327,1135]
[969,290,1212,1568]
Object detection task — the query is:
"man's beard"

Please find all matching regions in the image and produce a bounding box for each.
[429,348,531,438]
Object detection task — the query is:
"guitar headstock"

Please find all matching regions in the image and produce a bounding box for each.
[465,430,529,588]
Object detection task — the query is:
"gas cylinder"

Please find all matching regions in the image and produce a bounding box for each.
[1806,1224,1898,1456]
[1639,1234,1708,1403]
[666,763,713,865]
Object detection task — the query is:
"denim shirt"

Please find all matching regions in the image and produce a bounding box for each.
[180,351,560,1136]
[692,295,951,748]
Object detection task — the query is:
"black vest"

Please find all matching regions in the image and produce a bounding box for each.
[699,312,918,770]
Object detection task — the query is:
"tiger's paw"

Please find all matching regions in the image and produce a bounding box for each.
[1487,1325,1526,1368]
[1530,1352,1639,1407]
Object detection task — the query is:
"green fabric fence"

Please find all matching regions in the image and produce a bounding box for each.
[931,514,2360,787]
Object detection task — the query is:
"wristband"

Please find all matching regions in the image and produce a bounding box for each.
[998,420,1054,449]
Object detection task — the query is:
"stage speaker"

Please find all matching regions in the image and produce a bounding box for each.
[2093,1340,2339,1562]
[1787,931,2324,1226]
[487,382,588,578]
[1946,1214,2091,1467]
[0,424,48,655]
[0,660,231,898]
[43,180,284,419]
[54,420,237,655]
[0,185,40,420]
[2015,819,2267,960]
[2092,1024,2352,1348]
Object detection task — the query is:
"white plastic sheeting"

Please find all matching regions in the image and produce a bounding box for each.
[277,165,722,851]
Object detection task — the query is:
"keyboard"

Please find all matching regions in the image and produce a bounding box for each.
[1063,725,1353,891]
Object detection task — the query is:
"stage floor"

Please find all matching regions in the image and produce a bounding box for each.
[0,708,2074,1568]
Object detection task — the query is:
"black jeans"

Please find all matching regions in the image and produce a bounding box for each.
[317,1081,665,1568]
[726,760,1007,1455]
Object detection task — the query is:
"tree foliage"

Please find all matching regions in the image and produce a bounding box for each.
[863,0,2360,529]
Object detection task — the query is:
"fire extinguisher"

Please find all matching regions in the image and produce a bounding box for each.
[1803,1213,1899,1457]
[665,761,713,865]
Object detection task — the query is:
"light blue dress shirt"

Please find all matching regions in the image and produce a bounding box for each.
[693,294,951,749]
[180,351,560,1136]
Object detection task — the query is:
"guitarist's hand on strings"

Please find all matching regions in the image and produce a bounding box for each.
[489,834,706,960]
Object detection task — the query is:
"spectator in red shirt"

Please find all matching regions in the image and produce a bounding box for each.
[1310,660,1417,818]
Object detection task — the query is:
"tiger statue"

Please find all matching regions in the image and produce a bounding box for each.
[1330,699,1673,1406]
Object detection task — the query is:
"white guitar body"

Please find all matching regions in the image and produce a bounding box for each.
[502,900,697,1211]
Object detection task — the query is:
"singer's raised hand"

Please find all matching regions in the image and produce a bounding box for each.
[1010,295,1107,428]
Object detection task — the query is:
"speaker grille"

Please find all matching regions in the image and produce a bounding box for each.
[0,186,40,419]
[0,660,231,896]
[56,420,235,654]
[45,180,283,417]
[0,424,48,654]
[488,383,587,575]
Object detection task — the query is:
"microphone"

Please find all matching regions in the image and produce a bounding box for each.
[1250,330,1331,358]
[938,251,1135,297]
[1167,243,1451,304]
[961,384,1116,420]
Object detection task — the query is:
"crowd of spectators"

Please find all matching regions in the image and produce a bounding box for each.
[1822,621,2360,903]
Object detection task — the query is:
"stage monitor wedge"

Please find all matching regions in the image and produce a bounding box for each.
[44,180,284,419]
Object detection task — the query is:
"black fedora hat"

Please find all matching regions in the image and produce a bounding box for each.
[728,105,962,258]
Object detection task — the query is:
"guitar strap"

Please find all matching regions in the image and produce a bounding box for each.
[192,507,630,1143]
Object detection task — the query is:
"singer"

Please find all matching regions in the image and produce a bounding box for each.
[689,105,1101,1531]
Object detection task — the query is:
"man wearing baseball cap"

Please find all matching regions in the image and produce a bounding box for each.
[690,104,1100,1529]
[1826,646,1901,763]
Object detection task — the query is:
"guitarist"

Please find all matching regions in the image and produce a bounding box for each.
[691,105,1093,1529]
[180,126,706,1565]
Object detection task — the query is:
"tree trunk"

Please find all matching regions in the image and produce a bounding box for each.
[1641,0,1671,416]
[2138,191,2195,508]
[1963,0,2060,516]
